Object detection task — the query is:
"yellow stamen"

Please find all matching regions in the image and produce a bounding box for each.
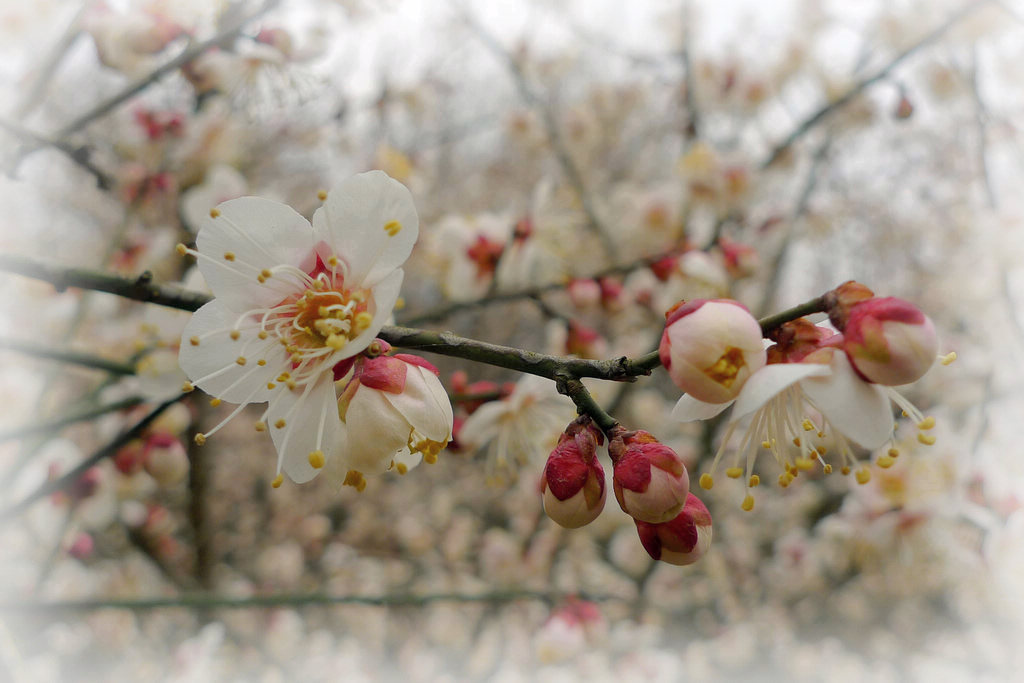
[308,450,325,468]
[190,336,200,346]
[271,474,283,488]
[876,455,895,468]
[194,433,207,446]
[274,419,286,429]
[917,432,937,446]
[384,220,402,236]
[917,416,935,430]
[699,473,714,490]
[236,356,247,366]
[175,243,188,256]
[224,251,236,261]
[741,494,755,511]
[748,474,760,487]
[210,398,221,407]
[209,208,221,218]
[343,470,367,492]
[317,190,328,201]
[855,468,871,485]
[182,382,195,393]
[940,351,957,366]
[726,467,743,479]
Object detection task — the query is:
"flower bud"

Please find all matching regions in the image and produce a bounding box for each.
[842,297,939,385]
[143,432,190,486]
[611,430,690,524]
[824,280,875,330]
[542,420,606,528]
[659,299,766,404]
[634,493,712,566]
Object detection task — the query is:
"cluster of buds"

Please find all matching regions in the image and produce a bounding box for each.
[541,417,712,566]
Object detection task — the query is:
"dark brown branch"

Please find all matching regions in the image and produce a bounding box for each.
[0,337,137,376]
[0,396,145,444]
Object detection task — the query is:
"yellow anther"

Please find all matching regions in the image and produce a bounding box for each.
[841,466,851,475]
[271,474,283,488]
[888,448,900,458]
[354,311,373,333]
[290,353,302,363]
[917,416,936,430]
[175,243,188,256]
[257,359,266,366]
[817,445,827,455]
[209,208,221,218]
[229,330,240,341]
[383,220,402,236]
[258,331,268,340]
[395,462,409,475]
[917,432,937,446]
[940,351,957,366]
[809,450,820,460]
[257,275,266,283]
[317,189,328,201]
[194,433,207,446]
[277,372,291,381]
[855,468,871,485]
[343,470,367,492]
[741,494,755,511]
[313,279,325,290]
[326,334,348,350]
[726,467,743,479]
[286,380,297,390]
[876,455,895,468]
[792,437,801,447]
[210,398,222,407]
[699,473,714,490]
[794,457,815,471]
[274,419,286,429]
[189,336,200,346]
[224,251,236,261]
[395,297,405,310]
[260,268,272,279]
[254,422,266,432]
[327,255,339,267]
[761,440,771,449]
[802,419,814,431]
[823,464,833,474]
[182,382,195,393]
[267,382,276,390]
[424,451,438,464]
[308,450,325,469]
[236,356,247,366]
[817,431,825,438]
[748,474,760,487]
[778,474,789,488]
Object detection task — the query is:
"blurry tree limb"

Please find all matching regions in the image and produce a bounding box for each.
[462,10,617,259]
[0,118,112,189]
[760,0,991,169]
[968,44,998,209]
[0,396,145,444]
[0,392,188,522]
[0,337,137,376]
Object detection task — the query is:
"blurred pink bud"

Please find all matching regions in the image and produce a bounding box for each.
[566,320,607,359]
[567,278,602,308]
[542,419,606,528]
[843,297,938,385]
[598,277,624,312]
[717,236,758,278]
[68,532,95,560]
[114,442,145,475]
[634,492,712,566]
[659,299,766,403]
[610,430,689,524]
[143,432,190,486]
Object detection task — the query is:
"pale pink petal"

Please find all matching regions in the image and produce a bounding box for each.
[196,196,315,311]
[801,353,894,449]
[456,400,506,448]
[311,171,418,287]
[341,388,412,475]
[179,300,282,402]
[268,374,342,484]
[671,395,732,422]
[383,365,453,442]
[732,363,831,421]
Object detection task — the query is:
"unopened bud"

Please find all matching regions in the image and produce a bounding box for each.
[611,430,690,524]
[542,420,606,528]
[843,297,938,385]
[143,433,190,486]
[825,280,875,330]
[659,299,766,403]
[633,493,712,566]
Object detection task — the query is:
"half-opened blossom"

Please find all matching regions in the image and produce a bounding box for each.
[842,297,939,386]
[634,492,713,566]
[611,429,690,524]
[327,351,454,491]
[177,171,418,484]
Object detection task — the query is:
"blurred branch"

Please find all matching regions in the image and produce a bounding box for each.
[760,0,991,169]
[0,337,137,376]
[0,253,211,312]
[461,11,617,259]
[680,0,700,141]
[0,118,112,189]
[0,590,629,613]
[0,392,187,522]
[0,396,145,444]
[968,44,998,208]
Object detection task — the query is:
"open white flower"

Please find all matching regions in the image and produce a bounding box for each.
[177,171,418,484]
[676,348,896,510]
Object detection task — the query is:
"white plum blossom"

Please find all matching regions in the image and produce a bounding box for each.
[177,171,418,485]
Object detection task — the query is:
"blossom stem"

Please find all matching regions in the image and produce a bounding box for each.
[555,375,618,433]
[0,337,138,376]
[0,396,145,444]
[757,294,828,337]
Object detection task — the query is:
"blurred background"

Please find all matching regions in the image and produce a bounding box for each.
[1,0,1023,680]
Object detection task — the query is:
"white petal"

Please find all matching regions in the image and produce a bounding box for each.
[196,196,315,311]
[671,395,732,422]
[179,300,282,402]
[801,353,894,449]
[384,366,454,441]
[732,363,831,421]
[268,374,342,484]
[343,268,403,355]
[341,388,412,475]
[311,171,419,287]
[456,400,505,448]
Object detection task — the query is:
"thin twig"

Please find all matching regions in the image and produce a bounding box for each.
[968,44,998,208]
[0,396,145,444]
[0,118,112,189]
[760,1,990,169]
[0,337,137,376]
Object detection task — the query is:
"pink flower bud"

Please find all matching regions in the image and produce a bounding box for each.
[843,297,939,385]
[611,430,690,524]
[143,432,190,486]
[68,532,95,561]
[567,278,602,308]
[634,493,713,566]
[659,299,767,403]
[542,421,606,528]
